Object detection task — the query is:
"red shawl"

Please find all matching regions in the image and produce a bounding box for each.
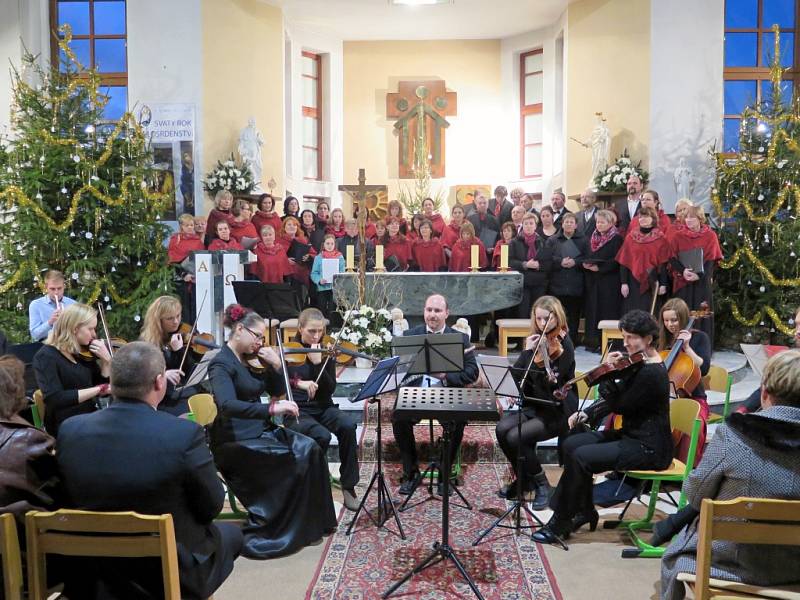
[229,220,258,243]
[207,238,243,251]
[251,242,290,284]
[615,228,671,293]
[412,238,446,272]
[449,238,487,272]
[669,225,723,292]
[629,211,671,236]
[167,233,205,263]
[251,210,283,237]
[384,234,412,269]
[590,226,619,252]
[321,249,342,259]
[206,209,234,241]
[440,222,462,249]
[326,224,347,238]
[491,239,511,269]
[427,213,446,237]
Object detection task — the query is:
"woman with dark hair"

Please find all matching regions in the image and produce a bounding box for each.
[315,201,330,225]
[251,225,291,284]
[492,222,516,270]
[208,305,336,558]
[407,214,424,243]
[252,194,283,237]
[283,196,300,220]
[441,204,467,252]
[537,206,558,241]
[206,190,235,245]
[616,206,670,314]
[630,189,671,233]
[383,217,413,270]
[411,219,447,272]
[277,217,315,287]
[533,310,671,545]
[421,197,445,238]
[229,199,258,244]
[208,221,244,251]
[548,212,589,345]
[326,208,346,238]
[449,222,487,272]
[386,200,408,235]
[509,213,552,318]
[582,209,624,351]
[300,209,326,252]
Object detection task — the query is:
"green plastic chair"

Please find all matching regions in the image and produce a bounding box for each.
[30,390,45,429]
[704,365,734,424]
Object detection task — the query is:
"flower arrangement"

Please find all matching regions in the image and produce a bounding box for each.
[337,305,394,359]
[203,153,255,194]
[594,149,649,192]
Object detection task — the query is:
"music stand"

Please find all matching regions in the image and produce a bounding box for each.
[232,281,303,344]
[391,335,471,512]
[346,356,405,539]
[471,355,567,550]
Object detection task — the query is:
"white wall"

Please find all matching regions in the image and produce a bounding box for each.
[283,21,344,207]
[649,0,724,213]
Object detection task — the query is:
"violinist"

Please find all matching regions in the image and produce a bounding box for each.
[496,296,576,509]
[534,310,671,545]
[139,295,199,416]
[285,308,361,512]
[658,297,711,461]
[32,303,111,436]
[208,304,336,557]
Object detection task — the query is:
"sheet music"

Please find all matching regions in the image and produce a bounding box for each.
[476,354,520,399]
[321,258,340,282]
[177,348,220,389]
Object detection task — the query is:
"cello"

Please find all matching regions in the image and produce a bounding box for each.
[659,302,712,397]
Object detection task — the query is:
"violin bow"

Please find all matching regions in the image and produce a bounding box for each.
[96,302,114,358]
[516,311,555,394]
[649,278,660,316]
[277,334,299,424]
[177,289,208,374]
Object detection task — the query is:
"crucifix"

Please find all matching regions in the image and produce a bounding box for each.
[387,80,457,178]
[338,168,388,304]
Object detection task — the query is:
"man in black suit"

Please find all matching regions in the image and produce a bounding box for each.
[392,294,479,495]
[550,191,572,231]
[56,342,242,600]
[467,193,499,258]
[488,185,514,228]
[575,188,599,238]
[612,173,643,234]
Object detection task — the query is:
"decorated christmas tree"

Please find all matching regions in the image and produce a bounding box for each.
[713,27,800,346]
[0,26,173,342]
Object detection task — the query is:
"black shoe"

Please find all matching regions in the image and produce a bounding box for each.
[499,480,534,501]
[398,471,421,495]
[532,516,572,544]
[649,517,675,547]
[436,479,455,497]
[530,471,552,511]
[571,509,599,532]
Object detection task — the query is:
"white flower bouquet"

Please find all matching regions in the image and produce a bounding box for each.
[203,153,254,194]
[593,149,649,192]
[336,305,394,358]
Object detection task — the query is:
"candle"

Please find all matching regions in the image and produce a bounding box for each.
[346,245,355,271]
[375,244,384,270]
[500,244,509,271]
[470,244,479,270]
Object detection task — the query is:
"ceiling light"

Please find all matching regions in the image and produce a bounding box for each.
[390,0,452,6]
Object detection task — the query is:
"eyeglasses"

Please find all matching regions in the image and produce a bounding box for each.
[242,325,264,343]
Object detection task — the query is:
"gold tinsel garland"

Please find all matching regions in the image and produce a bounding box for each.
[728,303,794,336]
[720,246,800,287]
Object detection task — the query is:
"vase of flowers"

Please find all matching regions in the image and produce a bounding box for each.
[203,153,255,195]
[594,149,649,192]
[337,305,394,360]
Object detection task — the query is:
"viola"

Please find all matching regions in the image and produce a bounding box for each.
[659,302,712,397]
[554,350,647,401]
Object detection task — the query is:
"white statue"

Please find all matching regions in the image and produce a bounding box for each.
[673,157,695,200]
[572,112,611,187]
[238,117,264,190]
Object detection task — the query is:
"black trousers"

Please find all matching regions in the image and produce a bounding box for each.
[549,431,622,519]
[495,408,561,480]
[557,295,583,345]
[391,417,465,478]
[519,284,547,319]
[287,403,360,489]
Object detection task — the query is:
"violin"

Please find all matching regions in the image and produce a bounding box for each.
[554,350,647,401]
[659,302,712,397]
[281,337,377,367]
[177,322,217,355]
[242,347,278,374]
[532,328,567,371]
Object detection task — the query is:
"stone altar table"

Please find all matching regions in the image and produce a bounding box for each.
[332,272,523,316]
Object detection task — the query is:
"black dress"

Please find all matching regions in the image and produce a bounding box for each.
[509,235,553,318]
[620,264,669,313]
[158,345,199,416]
[32,344,107,437]
[208,345,337,558]
[670,258,716,346]
[548,231,589,344]
[583,234,623,347]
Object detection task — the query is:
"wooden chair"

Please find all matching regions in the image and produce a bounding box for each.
[704,364,734,424]
[608,397,703,558]
[598,319,623,352]
[495,318,530,356]
[0,513,23,600]
[187,394,246,520]
[280,317,329,343]
[677,497,800,600]
[25,509,181,600]
[30,389,45,429]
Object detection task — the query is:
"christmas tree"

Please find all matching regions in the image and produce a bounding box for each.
[0,26,173,342]
[713,27,800,346]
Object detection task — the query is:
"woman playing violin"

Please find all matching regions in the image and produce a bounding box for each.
[32,303,111,436]
[208,304,336,557]
[534,309,672,545]
[495,296,576,509]
[285,308,361,512]
[139,295,200,416]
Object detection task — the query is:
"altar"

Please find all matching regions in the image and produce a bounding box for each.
[332,272,523,316]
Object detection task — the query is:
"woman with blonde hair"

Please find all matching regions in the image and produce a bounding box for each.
[582,209,623,351]
[32,303,111,436]
[495,296,576,509]
[229,199,258,243]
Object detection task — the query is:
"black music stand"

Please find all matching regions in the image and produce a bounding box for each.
[232,280,304,344]
[391,335,471,512]
[384,387,493,600]
[346,356,405,539]
[471,356,567,550]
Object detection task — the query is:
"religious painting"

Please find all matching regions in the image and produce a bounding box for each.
[387,80,457,179]
[451,184,492,211]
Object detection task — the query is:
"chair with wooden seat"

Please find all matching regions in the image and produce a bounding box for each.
[30,389,45,430]
[1,513,23,600]
[187,394,247,520]
[25,509,182,600]
[677,497,800,600]
[607,397,703,558]
[598,319,623,352]
[495,318,530,356]
[704,364,734,424]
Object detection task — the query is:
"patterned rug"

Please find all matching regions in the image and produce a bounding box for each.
[305,462,563,600]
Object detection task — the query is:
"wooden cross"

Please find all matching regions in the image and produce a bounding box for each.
[387,80,457,178]
[338,168,387,304]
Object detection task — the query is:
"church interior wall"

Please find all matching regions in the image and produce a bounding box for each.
[341,39,503,214]
[201,0,285,212]
[565,0,652,196]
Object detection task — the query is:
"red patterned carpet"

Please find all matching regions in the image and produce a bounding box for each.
[305,462,563,600]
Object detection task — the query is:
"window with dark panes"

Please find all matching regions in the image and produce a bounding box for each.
[520,49,543,179]
[723,0,798,152]
[50,0,127,121]
[302,51,323,181]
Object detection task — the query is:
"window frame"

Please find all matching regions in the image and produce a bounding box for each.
[520,48,544,180]
[301,51,323,182]
[723,0,800,153]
